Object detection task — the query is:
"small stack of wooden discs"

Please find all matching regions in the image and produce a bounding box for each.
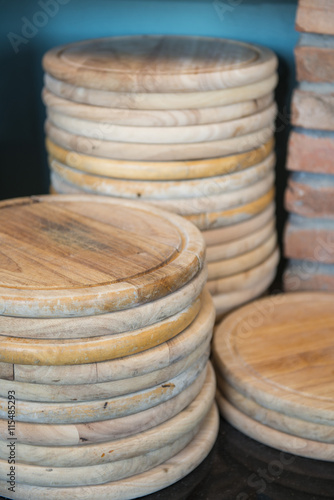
[213,293,334,462]
[41,35,280,318]
[0,194,218,500]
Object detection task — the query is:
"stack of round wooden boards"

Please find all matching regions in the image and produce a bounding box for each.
[42,35,280,318]
[0,194,219,500]
[213,292,334,462]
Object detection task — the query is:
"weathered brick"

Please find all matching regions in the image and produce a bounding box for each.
[296,1,334,35]
[287,130,334,174]
[285,171,334,218]
[292,88,334,131]
[284,259,334,291]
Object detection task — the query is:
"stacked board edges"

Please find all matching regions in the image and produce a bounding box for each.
[42,36,277,93]
[284,260,334,293]
[213,293,334,459]
[0,195,205,317]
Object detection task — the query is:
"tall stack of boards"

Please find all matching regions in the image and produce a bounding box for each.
[0,195,218,500]
[284,0,334,291]
[42,35,280,319]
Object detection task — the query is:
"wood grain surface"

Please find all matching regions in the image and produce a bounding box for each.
[46,136,274,180]
[0,297,201,366]
[0,195,204,318]
[43,36,277,92]
[45,120,274,161]
[0,360,212,447]
[46,103,276,144]
[217,392,334,462]
[49,152,275,200]
[213,293,334,426]
[44,72,278,110]
[207,247,279,294]
[202,202,275,246]
[0,358,209,424]
[0,364,215,466]
[0,402,219,499]
[11,288,214,385]
[43,87,274,126]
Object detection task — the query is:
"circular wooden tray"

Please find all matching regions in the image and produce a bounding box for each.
[0,360,212,447]
[0,296,201,366]
[0,358,209,424]
[207,247,279,294]
[207,218,275,262]
[0,364,216,466]
[213,293,334,426]
[219,376,334,444]
[0,195,204,318]
[49,152,275,200]
[43,87,274,127]
[0,266,207,340]
[202,202,275,246]
[46,120,274,161]
[47,103,276,144]
[46,136,274,181]
[45,72,278,109]
[43,36,277,93]
[217,392,334,462]
[208,231,277,279]
[0,402,219,499]
[212,267,276,318]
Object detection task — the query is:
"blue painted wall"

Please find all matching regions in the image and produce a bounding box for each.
[0,0,298,201]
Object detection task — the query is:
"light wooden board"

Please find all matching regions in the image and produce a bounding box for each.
[46,136,274,180]
[44,72,278,110]
[43,87,274,126]
[219,376,334,444]
[0,296,201,366]
[43,37,277,92]
[0,358,209,424]
[207,218,275,262]
[0,266,207,340]
[47,103,276,144]
[202,202,275,246]
[207,247,279,294]
[0,363,215,465]
[0,328,210,403]
[212,267,276,318]
[213,293,334,426]
[0,195,204,318]
[49,153,275,200]
[46,120,274,161]
[0,359,211,446]
[11,288,214,385]
[0,402,218,499]
[208,231,277,279]
[217,392,334,462]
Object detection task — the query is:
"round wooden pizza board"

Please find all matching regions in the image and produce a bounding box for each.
[0,195,204,318]
[43,87,274,127]
[46,136,274,181]
[213,292,334,426]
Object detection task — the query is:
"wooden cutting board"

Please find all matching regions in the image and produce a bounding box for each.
[49,153,275,200]
[213,293,334,426]
[45,120,274,161]
[43,87,274,127]
[10,288,214,385]
[0,195,204,318]
[207,247,279,294]
[45,72,278,109]
[0,360,213,447]
[202,202,275,246]
[0,364,215,466]
[217,392,334,462]
[46,137,274,181]
[43,36,277,93]
[46,103,276,144]
[0,403,218,499]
